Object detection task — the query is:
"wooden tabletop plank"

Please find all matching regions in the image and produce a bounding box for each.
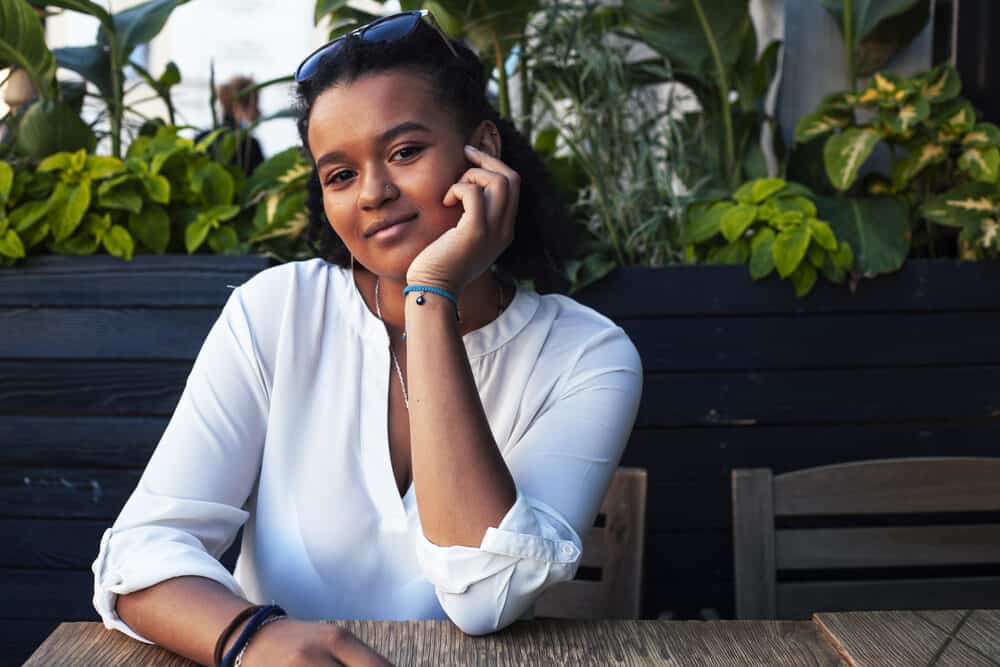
[24,619,846,667]
[814,611,1000,667]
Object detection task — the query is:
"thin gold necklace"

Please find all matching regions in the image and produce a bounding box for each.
[373,276,508,411]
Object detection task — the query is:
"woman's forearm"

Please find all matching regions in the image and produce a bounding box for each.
[115,575,255,666]
[405,293,516,547]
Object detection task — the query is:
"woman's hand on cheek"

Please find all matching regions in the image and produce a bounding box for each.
[405,145,519,294]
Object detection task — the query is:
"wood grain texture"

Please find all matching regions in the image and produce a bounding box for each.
[0,255,270,306]
[23,619,847,667]
[778,580,1000,620]
[774,458,1000,515]
[574,261,1000,318]
[814,610,1000,667]
[732,469,775,619]
[776,525,1000,569]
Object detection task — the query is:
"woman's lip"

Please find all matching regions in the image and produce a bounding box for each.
[367,213,418,239]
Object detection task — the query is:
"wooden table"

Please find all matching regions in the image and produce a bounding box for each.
[23,610,1000,666]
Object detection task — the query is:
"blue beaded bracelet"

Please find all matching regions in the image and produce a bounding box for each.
[222,604,286,667]
[403,284,458,308]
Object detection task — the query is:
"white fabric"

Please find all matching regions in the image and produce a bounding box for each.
[91,258,643,640]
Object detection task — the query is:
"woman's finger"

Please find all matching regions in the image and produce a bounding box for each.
[458,167,509,226]
[463,146,520,235]
[326,624,394,666]
[443,182,486,233]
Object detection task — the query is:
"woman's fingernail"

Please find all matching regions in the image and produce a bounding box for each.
[464,144,478,153]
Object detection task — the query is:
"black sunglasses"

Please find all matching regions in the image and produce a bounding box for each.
[295,9,459,83]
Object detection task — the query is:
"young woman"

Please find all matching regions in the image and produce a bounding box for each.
[92,11,642,666]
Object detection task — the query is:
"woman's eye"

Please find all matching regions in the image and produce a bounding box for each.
[392,146,423,161]
[326,170,353,185]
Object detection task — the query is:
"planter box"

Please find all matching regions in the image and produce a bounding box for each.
[2,255,999,661]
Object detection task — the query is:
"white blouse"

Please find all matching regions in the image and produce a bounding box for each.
[91,258,642,640]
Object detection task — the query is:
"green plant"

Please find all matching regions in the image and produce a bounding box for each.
[820,0,931,88]
[621,0,781,192]
[531,0,692,292]
[794,63,1000,266]
[684,177,854,296]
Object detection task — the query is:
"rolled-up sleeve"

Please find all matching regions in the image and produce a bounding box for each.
[91,286,269,643]
[414,326,643,635]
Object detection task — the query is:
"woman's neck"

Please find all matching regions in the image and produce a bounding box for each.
[353,265,508,337]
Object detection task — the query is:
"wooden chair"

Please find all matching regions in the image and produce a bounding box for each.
[531,467,647,619]
[732,457,1000,619]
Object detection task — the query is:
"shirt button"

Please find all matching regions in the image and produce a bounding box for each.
[105,573,124,587]
[561,544,576,558]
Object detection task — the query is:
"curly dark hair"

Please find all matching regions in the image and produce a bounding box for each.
[294,17,574,293]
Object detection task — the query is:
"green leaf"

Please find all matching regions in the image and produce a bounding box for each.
[920,183,997,229]
[0,161,12,206]
[816,196,910,275]
[184,217,213,253]
[142,174,171,204]
[958,147,1000,184]
[823,128,882,192]
[97,184,144,213]
[749,228,776,279]
[807,219,839,251]
[881,97,929,136]
[207,226,240,254]
[789,262,818,297]
[85,155,123,180]
[204,204,240,222]
[773,196,818,217]
[0,229,26,259]
[127,204,170,253]
[193,162,235,206]
[832,241,855,271]
[53,45,113,98]
[720,204,757,242]
[684,201,730,243]
[50,182,91,241]
[9,199,51,231]
[0,0,57,99]
[21,222,50,249]
[821,0,931,76]
[794,110,851,144]
[707,239,750,265]
[110,0,183,57]
[807,242,827,268]
[102,224,134,260]
[243,146,308,201]
[750,178,786,203]
[14,100,97,160]
[772,225,812,278]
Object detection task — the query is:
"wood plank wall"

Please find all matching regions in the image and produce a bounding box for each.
[575,262,1000,620]
[3,256,999,662]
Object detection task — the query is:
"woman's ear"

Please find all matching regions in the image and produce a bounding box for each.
[471,121,501,159]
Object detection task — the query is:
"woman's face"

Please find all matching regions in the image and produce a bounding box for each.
[306,70,473,280]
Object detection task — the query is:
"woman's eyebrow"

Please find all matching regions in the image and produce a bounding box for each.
[315,121,432,170]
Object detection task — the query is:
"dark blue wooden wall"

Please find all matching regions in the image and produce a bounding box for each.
[3,256,999,663]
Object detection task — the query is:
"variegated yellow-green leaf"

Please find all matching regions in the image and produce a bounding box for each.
[85,156,123,180]
[818,91,857,112]
[958,146,1000,183]
[920,184,997,228]
[934,99,976,136]
[0,229,25,259]
[980,219,999,248]
[891,141,947,190]
[794,110,851,144]
[789,262,818,297]
[918,63,961,103]
[37,152,75,173]
[720,204,758,242]
[50,181,91,241]
[749,228,776,280]
[881,97,929,136]
[824,128,882,192]
[750,178,787,203]
[0,161,12,206]
[807,219,838,251]
[773,225,812,278]
[962,123,1000,148]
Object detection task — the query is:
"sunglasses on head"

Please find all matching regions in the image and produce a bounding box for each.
[295,9,459,83]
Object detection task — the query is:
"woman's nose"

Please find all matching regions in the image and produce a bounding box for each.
[358,170,399,210]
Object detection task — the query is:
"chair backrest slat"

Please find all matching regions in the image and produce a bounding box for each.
[533,467,647,619]
[773,457,1000,516]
